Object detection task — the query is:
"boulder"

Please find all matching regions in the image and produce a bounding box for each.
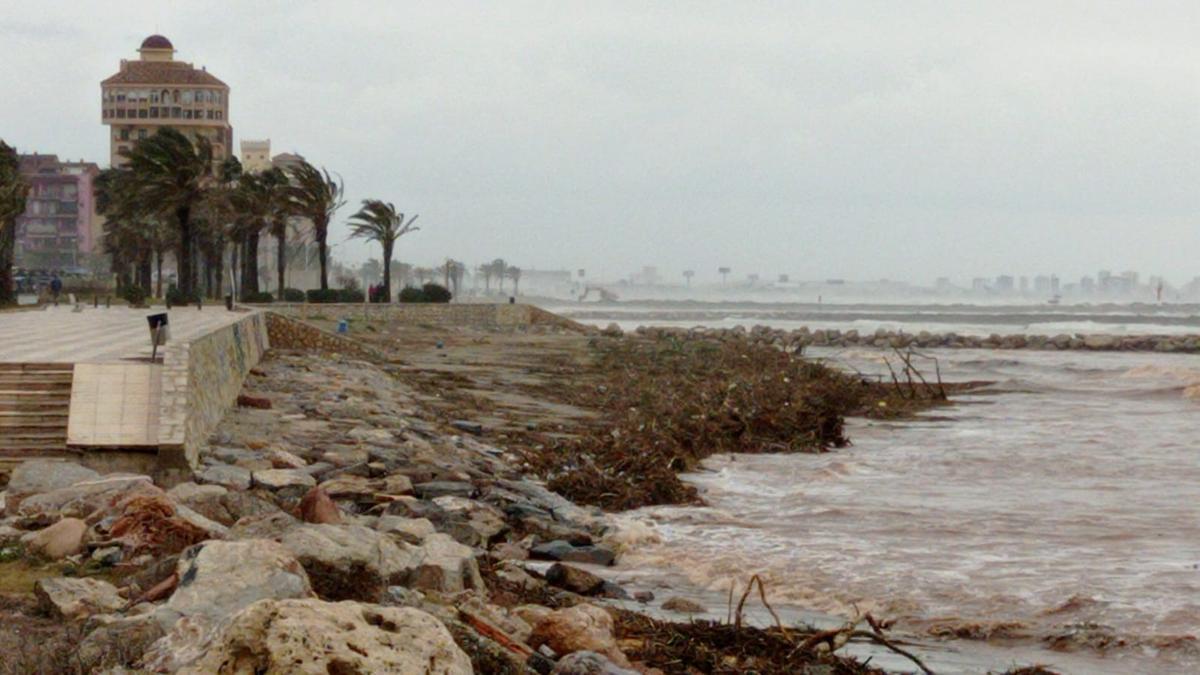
[17,474,158,521]
[77,613,165,672]
[298,487,342,524]
[196,463,252,491]
[268,448,307,469]
[409,533,484,594]
[414,480,476,499]
[661,596,706,614]
[34,577,125,620]
[433,495,508,543]
[5,461,99,512]
[172,599,472,674]
[167,482,227,504]
[553,650,641,675]
[181,490,281,527]
[531,540,617,566]
[375,515,435,544]
[1083,334,1118,350]
[546,563,605,596]
[530,603,630,667]
[252,468,316,491]
[27,517,87,559]
[270,523,418,601]
[156,539,313,632]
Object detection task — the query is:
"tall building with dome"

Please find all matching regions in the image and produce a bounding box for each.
[100,35,232,167]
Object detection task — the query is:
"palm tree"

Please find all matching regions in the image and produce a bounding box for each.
[287,161,344,291]
[262,168,294,296]
[95,167,159,296]
[0,141,29,305]
[491,258,508,293]
[718,266,731,285]
[118,127,214,299]
[683,270,695,287]
[478,263,493,293]
[347,200,419,303]
[506,266,522,296]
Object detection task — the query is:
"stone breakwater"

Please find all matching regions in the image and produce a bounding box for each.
[620,323,1200,353]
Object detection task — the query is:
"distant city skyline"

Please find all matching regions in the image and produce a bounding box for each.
[2,3,1197,283]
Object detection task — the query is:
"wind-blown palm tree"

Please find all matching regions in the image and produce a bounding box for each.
[287,161,344,291]
[506,266,522,297]
[0,141,29,305]
[347,200,419,303]
[262,168,294,296]
[231,168,290,297]
[491,258,508,293]
[118,128,214,298]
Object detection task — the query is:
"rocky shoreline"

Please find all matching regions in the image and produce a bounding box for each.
[622,324,1200,353]
[0,319,1048,674]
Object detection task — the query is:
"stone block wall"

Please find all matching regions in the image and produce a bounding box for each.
[264,311,383,360]
[157,311,269,471]
[263,302,581,331]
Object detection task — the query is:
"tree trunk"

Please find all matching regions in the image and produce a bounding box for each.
[154,249,164,298]
[176,206,193,298]
[212,249,224,299]
[243,233,260,296]
[138,253,152,294]
[317,225,329,291]
[0,220,14,305]
[381,242,393,303]
[276,227,286,298]
[229,241,239,301]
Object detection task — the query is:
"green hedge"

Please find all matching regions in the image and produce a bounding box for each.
[306,288,365,303]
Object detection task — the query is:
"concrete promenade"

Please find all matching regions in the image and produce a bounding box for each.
[0,305,247,363]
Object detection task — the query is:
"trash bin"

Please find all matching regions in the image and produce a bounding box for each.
[337,319,349,334]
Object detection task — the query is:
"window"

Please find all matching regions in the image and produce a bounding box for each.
[149,107,159,118]
[215,111,223,120]
[138,129,147,140]
[150,91,159,103]
[116,91,126,102]
[184,110,192,119]
[182,91,193,104]
[207,110,214,120]
[120,128,130,141]
[172,106,182,118]
[138,109,148,118]
[117,109,126,119]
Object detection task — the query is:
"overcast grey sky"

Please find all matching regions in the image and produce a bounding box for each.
[2,1,1197,284]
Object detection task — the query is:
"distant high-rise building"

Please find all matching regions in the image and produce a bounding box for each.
[14,154,101,270]
[239,139,271,172]
[1019,276,1029,293]
[994,275,1015,292]
[1033,275,1051,293]
[101,35,232,166]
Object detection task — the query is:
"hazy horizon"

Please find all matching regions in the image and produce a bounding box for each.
[2,2,1197,285]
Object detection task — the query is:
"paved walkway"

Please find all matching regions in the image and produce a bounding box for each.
[0,305,247,363]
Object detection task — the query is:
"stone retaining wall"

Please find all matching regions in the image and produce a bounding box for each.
[631,324,1200,353]
[264,311,384,360]
[262,302,584,332]
[157,311,269,472]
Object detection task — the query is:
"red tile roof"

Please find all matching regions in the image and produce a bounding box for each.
[102,61,227,87]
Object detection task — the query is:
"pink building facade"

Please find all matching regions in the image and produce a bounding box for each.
[15,154,101,271]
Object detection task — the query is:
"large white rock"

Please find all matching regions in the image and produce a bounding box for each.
[173,599,472,674]
[156,539,313,632]
[5,461,100,513]
[17,474,159,520]
[34,576,125,620]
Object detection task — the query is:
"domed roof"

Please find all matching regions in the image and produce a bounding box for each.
[140,35,174,50]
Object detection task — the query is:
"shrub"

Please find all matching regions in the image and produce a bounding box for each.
[165,285,198,307]
[121,284,148,307]
[241,291,274,303]
[281,288,306,303]
[398,286,426,303]
[306,288,340,303]
[421,283,452,303]
[338,288,365,303]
